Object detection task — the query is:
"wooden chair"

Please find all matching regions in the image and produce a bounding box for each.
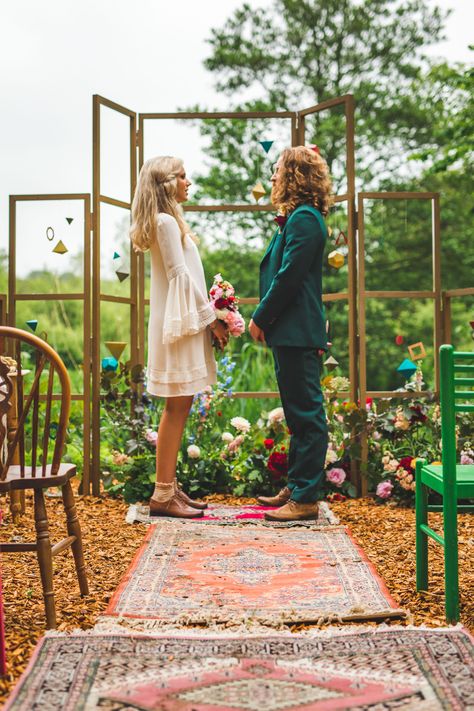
[415,344,474,622]
[0,327,89,629]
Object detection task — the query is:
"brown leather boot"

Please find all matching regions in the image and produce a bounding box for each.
[264,500,319,522]
[149,493,204,518]
[257,486,291,507]
[176,488,208,510]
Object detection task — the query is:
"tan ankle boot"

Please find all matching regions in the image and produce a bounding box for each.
[176,488,208,510]
[264,500,319,522]
[257,486,291,507]
[149,493,204,519]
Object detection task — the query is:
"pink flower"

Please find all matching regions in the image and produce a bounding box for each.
[210,285,224,300]
[461,453,474,465]
[224,310,245,336]
[326,467,346,487]
[376,480,393,499]
[145,429,158,446]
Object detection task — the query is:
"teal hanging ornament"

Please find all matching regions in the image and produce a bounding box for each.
[102,357,118,372]
[397,358,417,379]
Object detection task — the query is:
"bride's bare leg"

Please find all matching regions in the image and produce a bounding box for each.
[155,395,194,484]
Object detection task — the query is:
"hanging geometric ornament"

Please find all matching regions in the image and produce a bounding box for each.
[408,341,426,361]
[105,341,127,361]
[259,140,274,154]
[397,358,417,379]
[395,335,404,346]
[26,319,38,332]
[52,240,68,254]
[334,230,348,246]
[251,181,266,202]
[46,226,55,242]
[113,251,121,260]
[324,355,339,371]
[65,217,73,225]
[327,226,333,237]
[328,250,344,269]
[101,356,118,372]
[115,270,129,283]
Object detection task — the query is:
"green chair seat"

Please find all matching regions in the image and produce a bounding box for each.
[421,464,474,497]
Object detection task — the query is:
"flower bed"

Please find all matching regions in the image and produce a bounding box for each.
[96,358,474,506]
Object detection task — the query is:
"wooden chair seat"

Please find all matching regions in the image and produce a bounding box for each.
[420,464,474,497]
[0,464,76,492]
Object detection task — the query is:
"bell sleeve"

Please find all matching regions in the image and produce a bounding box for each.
[156,214,215,344]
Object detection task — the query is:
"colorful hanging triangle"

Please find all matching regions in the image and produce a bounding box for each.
[397,358,417,378]
[251,181,266,202]
[52,240,68,254]
[324,355,339,371]
[113,251,121,260]
[105,341,127,361]
[259,140,274,154]
[26,319,38,332]
[116,270,129,283]
[65,217,73,224]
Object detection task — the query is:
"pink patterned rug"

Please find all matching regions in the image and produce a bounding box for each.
[6,627,474,710]
[126,501,339,527]
[105,521,404,625]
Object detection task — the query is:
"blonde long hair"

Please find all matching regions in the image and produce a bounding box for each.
[130,156,193,251]
[271,146,334,217]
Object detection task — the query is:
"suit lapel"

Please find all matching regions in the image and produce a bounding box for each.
[261,227,281,265]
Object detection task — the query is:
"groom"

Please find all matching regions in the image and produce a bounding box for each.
[249,146,331,521]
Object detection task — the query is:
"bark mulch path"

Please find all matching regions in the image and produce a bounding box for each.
[0,491,472,705]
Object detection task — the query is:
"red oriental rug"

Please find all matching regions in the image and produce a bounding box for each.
[105,521,405,625]
[126,500,339,527]
[5,627,474,710]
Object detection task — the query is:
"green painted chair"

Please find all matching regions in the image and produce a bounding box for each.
[415,344,474,623]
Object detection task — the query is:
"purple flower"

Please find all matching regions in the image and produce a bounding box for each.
[326,467,346,487]
[376,480,393,499]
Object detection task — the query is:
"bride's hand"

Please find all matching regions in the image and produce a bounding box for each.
[210,320,228,350]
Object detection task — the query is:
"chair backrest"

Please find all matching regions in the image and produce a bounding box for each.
[439,344,474,479]
[0,327,71,480]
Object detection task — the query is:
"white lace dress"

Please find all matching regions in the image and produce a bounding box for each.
[146,213,217,397]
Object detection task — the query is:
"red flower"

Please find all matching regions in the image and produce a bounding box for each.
[264,438,274,450]
[399,456,414,472]
[267,451,288,479]
[217,411,222,417]
[280,446,286,452]
[409,405,427,423]
[365,397,373,409]
[214,297,230,310]
[327,492,346,502]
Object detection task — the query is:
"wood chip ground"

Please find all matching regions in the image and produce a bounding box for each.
[0,490,472,704]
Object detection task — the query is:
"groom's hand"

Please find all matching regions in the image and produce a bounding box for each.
[249,319,266,344]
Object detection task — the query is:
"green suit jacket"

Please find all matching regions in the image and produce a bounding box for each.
[252,204,328,348]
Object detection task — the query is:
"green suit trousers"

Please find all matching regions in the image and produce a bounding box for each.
[272,346,328,502]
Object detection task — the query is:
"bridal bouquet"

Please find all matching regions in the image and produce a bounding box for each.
[209,273,245,337]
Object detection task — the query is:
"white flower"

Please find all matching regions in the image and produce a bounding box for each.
[187,444,201,459]
[214,308,228,320]
[221,432,234,443]
[267,407,285,425]
[325,449,339,465]
[231,416,251,433]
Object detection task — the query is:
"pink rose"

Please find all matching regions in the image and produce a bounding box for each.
[224,310,245,336]
[376,480,393,499]
[461,453,474,465]
[326,467,346,487]
[210,285,224,299]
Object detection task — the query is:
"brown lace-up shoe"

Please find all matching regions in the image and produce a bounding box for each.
[149,494,204,519]
[264,500,319,522]
[257,486,291,507]
[176,488,208,510]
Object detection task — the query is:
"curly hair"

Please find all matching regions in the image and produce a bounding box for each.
[271,146,334,217]
[130,156,195,252]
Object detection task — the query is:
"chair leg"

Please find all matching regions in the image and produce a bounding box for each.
[61,480,89,596]
[33,489,56,629]
[444,491,459,623]
[415,463,429,591]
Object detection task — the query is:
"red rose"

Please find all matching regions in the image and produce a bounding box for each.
[327,492,346,503]
[264,438,274,450]
[214,297,230,309]
[267,451,288,479]
[399,456,414,472]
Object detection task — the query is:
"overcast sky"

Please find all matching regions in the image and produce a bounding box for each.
[1,0,472,276]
